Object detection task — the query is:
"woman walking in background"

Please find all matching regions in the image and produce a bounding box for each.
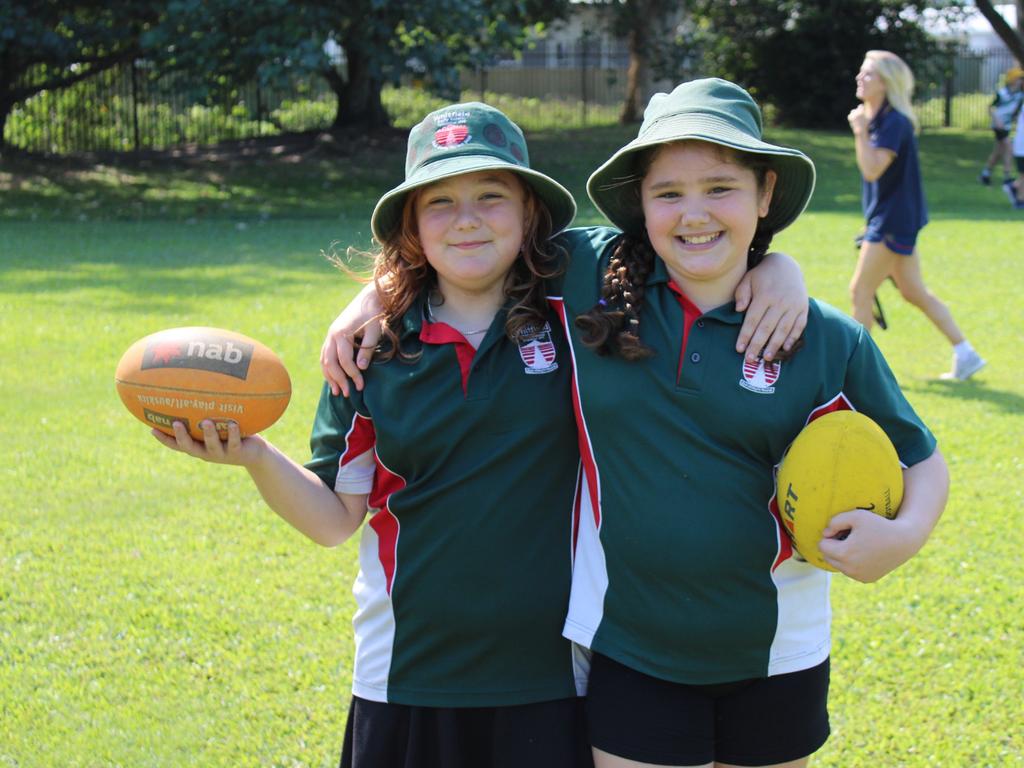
[847,50,985,381]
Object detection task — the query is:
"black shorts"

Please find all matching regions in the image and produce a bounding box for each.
[339,695,593,768]
[1016,156,1024,174]
[993,127,1010,141]
[586,653,830,767]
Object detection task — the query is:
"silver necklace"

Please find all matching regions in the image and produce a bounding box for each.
[425,297,491,336]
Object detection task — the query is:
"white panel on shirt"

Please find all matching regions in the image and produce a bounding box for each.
[350,524,397,703]
[562,478,608,651]
[768,557,832,676]
[335,448,375,495]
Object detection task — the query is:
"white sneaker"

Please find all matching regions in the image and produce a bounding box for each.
[1002,180,1019,206]
[940,349,987,380]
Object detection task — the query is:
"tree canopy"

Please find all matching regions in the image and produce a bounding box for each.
[689,0,953,129]
[0,0,159,147]
[1,0,568,150]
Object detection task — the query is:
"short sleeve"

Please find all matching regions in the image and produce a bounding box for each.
[546,226,621,310]
[305,382,377,494]
[871,110,908,155]
[842,325,937,467]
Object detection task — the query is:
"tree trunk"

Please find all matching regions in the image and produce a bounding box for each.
[620,26,648,124]
[323,45,390,131]
[975,0,1024,63]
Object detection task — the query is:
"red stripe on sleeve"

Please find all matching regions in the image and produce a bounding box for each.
[340,413,376,467]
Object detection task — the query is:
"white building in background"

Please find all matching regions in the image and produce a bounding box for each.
[923,3,1020,90]
[927,3,1018,53]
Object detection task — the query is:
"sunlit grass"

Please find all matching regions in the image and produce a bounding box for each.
[1,127,1021,767]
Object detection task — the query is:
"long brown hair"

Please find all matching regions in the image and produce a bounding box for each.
[575,141,794,361]
[366,177,564,362]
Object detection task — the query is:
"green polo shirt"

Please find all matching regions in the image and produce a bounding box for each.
[550,226,937,684]
[306,291,585,707]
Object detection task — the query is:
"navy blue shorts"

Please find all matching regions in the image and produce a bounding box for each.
[993,127,1010,141]
[340,695,593,768]
[586,653,830,766]
[863,229,917,255]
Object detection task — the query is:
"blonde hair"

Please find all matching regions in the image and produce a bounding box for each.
[865,50,919,134]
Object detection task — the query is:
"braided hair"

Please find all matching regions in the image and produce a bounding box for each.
[574,232,658,360]
[576,142,802,361]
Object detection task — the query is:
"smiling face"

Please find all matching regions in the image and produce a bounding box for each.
[413,170,528,298]
[855,58,887,105]
[640,141,776,309]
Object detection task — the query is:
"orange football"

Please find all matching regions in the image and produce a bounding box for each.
[115,327,291,440]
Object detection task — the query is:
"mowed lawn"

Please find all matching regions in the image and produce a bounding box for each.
[1,125,1022,767]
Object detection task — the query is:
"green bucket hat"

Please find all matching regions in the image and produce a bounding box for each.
[370,102,576,242]
[587,78,815,238]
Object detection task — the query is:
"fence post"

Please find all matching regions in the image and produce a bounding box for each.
[256,79,263,136]
[580,35,589,126]
[942,48,956,129]
[943,70,953,128]
[130,61,141,151]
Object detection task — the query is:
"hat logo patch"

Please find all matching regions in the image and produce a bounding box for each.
[517,322,558,375]
[434,124,470,148]
[739,357,780,394]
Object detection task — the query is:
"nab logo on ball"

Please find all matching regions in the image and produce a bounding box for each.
[141,334,253,379]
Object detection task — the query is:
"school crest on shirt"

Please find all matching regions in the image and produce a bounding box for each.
[739,357,781,394]
[517,323,558,375]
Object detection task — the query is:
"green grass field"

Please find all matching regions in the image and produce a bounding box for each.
[1,125,1022,767]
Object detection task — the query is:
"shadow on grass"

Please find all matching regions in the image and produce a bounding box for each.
[0,218,368,304]
[0,131,405,223]
[901,378,1024,414]
[2,124,1021,224]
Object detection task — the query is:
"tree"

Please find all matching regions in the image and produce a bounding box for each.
[315,0,571,130]
[588,0,690,123]
[975,0,1024,63]
[688,0,953,129]
[2,0,567,154]
[143,0,569,131]
[0,0,158,152]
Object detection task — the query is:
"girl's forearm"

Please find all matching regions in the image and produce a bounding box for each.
[246,441,368,547]
[893,448,949,556]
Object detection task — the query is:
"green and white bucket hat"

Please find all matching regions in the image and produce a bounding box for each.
[587,78,816,238]
[371,102,576,242]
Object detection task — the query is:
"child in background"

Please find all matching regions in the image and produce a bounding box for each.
[1007,86,1024,209]
[979,66,1023,190]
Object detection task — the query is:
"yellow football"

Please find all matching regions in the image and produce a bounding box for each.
[777,410,904,571]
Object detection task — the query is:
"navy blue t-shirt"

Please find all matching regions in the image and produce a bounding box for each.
[862,103,928,239]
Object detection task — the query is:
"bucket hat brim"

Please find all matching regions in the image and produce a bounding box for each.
[587,111,816,238]
[371,155,576,243]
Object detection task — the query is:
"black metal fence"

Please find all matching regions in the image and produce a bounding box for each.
[3,44,1019,155]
